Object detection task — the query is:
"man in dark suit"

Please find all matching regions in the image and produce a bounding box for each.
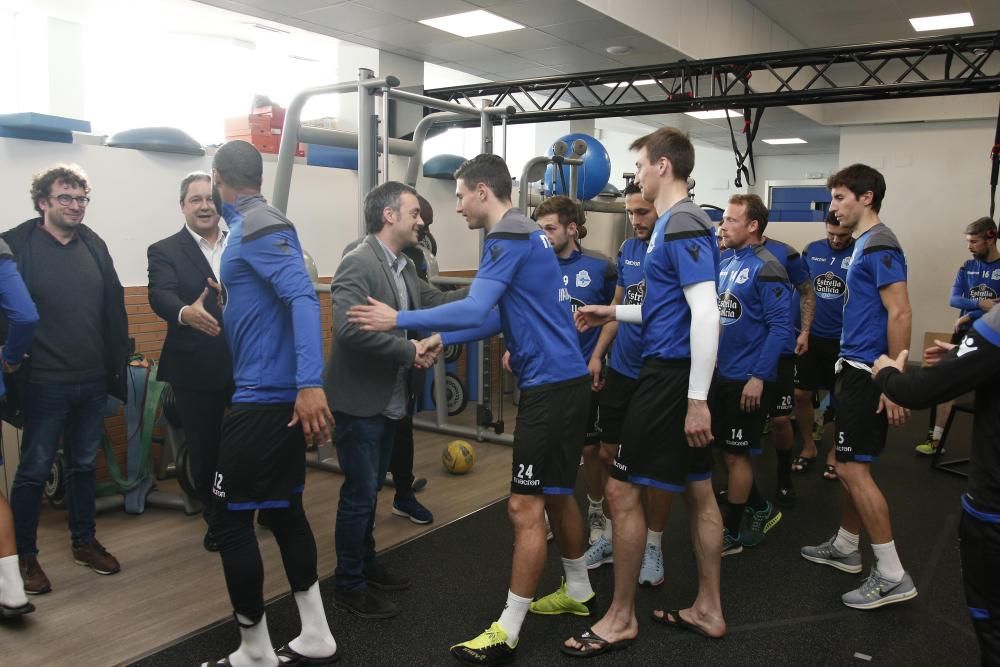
[147,172,233,550]
[326,181,463,619]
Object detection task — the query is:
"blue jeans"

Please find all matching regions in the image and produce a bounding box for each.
[11,381,107,555]
[333,412,397,592]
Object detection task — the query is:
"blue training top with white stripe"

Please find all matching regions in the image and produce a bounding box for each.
[609,238,647,379]
[220,194,324,403]
[641,199,720,361]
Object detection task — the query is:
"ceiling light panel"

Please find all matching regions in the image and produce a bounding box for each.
[909,12,974,32]
[420,10,524,38]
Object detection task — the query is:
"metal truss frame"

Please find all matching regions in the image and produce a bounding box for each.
[424,30,1000,123]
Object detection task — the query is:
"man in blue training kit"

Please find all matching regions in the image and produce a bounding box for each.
[873,306,1000,665]
[760,231,813,506]
[714,194,792,556]
[348,154,595,665]
[535,195,616,547]
[583,183,674,589]
[204,140,338,666]
[570,127,725,651]
[801,163,917,610]
[0,238,38,617]
[793,212,854,476]
[914,216,1000,456]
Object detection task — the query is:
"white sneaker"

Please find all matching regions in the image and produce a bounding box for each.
[584,535,614,569]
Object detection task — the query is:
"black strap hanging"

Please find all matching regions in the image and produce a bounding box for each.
[726,105,765,188]
[990,98,1000,220]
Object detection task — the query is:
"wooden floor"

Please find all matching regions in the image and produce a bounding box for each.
[1,411,515,667]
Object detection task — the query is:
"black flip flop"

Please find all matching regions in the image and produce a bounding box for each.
[559,628,635,658]
[651,609,721,639]
[791,455,816,473]
[0,601,35,619]
[276,643,340,665]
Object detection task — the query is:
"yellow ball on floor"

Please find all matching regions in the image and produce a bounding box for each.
[443,440,475,475]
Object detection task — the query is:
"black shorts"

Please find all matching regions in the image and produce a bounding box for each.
[952,329,969,345]
[959,509,1000,663]
[598,367,639,445]
[585,388,602,445]
[612,359,713,493]
[710,378,767,456]
[767,356,795,417]
[795,335,840,391]
[834,364,887,463]
[511,376,590,496]
[213,403,306,510]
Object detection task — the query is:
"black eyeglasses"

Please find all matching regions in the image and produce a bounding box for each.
[50,194,91,207]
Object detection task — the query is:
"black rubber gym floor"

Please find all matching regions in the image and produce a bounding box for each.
[130,405,980,666]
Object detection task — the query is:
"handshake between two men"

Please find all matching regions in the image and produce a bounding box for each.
[349,297,443,370]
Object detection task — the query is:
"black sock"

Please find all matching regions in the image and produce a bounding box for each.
[747,481,767,511]
[776,449,793,488]
[724,501,745,534]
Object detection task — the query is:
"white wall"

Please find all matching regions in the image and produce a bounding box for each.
[0,138,483,285]
[749,154,839,198]
[838,119,998,354]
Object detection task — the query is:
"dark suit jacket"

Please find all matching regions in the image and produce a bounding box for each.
[326,235,464,418]
[147,227,233,392]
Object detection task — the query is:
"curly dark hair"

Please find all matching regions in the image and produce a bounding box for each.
[535,195,588,239]
[30,164,90,215]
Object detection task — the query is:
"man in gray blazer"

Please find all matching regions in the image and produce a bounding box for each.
[326,181,463,619]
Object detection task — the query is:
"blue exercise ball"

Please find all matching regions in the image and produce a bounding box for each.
[543,133,611,200]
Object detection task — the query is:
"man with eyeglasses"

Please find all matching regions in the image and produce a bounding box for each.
[0,164,129,595]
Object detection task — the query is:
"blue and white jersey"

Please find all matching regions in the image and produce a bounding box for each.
[220,195,324,403]
[802,238,855,340]
[763,237,808,354]
[609,238,647,379]
[717,245,793,382]
[840,223,907,365]
[951,257,1000,324]
[557,248,616,361]
[641,199,720,361]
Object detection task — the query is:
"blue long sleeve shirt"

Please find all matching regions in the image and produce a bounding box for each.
[220,195,323,403]
[0,240,38,397]
[950,258,1000,324]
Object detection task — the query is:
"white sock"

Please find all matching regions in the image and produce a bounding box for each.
[497,590,532,645]
[587,495,604,513]
[602,518,613,540]
[289,582,337,659]
[646,529,663,549]
[871,540,905,582]
[832,527,860,555]
[562,555,594,601]
[931,426,944,441]
[0,555,28,608]
[230,613,278,667]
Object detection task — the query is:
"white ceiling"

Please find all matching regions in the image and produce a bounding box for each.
[747,0,1000,48]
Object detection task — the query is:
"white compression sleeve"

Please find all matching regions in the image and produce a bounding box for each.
[683,280,720,400]
[615,304,643,323]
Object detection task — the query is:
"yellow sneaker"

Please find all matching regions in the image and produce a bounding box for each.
[914,439,941,456]
[528,578,595,616]
[450,622,517,666]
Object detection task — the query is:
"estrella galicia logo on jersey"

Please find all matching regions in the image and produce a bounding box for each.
[717,291,742,325]
[734,268,750,285]
[624,280,645,305]
[575,269,592,288]
[881,254,892,269]
[558,287,571,303]
[814,271,847,300]
[970,283,999,300]
[490,245,503,261]
[841,256,852,270]
[570,297,586,313]
[993,268,1000,281]
[687,243,701,262]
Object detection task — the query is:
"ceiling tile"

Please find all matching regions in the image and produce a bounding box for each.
[539,18,635,42]
[351,0,475,21]
[296,1,408,30]
[470,28,569,52]
[521,44,595,66]
[235,0,349,15]
[461,52,537,72]
[489,0,602,27]
[421,40,507,62]
[355,21,461,48]
[490,66,565,80]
